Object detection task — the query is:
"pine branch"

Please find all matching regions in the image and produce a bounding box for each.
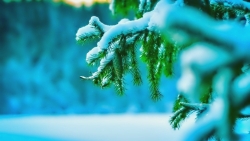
[76,1,250,140]
[181,101,250,119]
[109,0,140,16]
[141,32,163,101]
[129,34,143,86]
[180,102,208,111]
[200,87,213,104]
[170,94,190,129]
[162,40,176,77]
[170,107,190,129]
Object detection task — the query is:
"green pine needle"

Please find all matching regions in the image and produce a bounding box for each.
[169,107,190,130]
[200,87,213,104]
[173,94,188,112]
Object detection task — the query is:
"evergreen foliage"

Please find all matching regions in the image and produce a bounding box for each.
[76,0,250,140]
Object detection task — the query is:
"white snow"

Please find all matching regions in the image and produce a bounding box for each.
[118,18,130,24]
[81,50,114,79]
[97,12,151,51]
[0,114,196,141]
[86,47,102,64]
[98,51,114,72]
[7,113,243,141]
[89,16,111,32]
[148,0,170,32]
[76,24,100,41]
[76,16,112,42]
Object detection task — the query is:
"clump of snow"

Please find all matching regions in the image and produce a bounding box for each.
[98,52,114,72]
[75,25,100,41]
[118,18,130,24]
[89,16,111,32]
[86,47,102,64]
[76,16,112,42]
[97,12,151,51]
[148,0,170,32]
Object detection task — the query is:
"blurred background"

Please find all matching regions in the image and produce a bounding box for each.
[0,0,179,115]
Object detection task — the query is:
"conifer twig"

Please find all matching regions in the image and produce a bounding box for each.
[180,102,208,111]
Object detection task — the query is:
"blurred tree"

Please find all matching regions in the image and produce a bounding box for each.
[76,0,250,140]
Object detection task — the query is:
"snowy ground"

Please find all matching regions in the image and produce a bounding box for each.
[1,114,249,141]
[0,114,195,141]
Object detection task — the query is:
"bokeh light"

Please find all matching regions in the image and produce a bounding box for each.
[53,0,110,7]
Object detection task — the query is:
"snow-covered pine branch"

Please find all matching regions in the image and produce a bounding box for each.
[76,0,250,140]
[76,1,181,99]
[76,16,111,44]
